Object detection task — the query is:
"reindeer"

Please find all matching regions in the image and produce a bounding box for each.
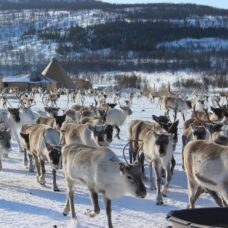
[60,122,109,147]
[101,104,132,139]
[71,91,77,103]
[0,128,11,170]
[80,117,114,144]
[128,119,175,202]
[45,93,59,107]
[152,115,179,174]
[7,106,41,153]
[191,106,219,122]
[20,124,62,191]
[184,140,228,208]
[143,130,174,205]
[20,124,34,171]
[97,92,107,107]
[62,143,147,228]
[44,107,60,116]
[160,95,192,121]
[19,93,36,108]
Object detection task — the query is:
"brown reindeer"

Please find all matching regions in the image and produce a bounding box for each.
[184,140,228,208]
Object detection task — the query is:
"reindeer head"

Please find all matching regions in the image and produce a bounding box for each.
[152,115,170,125]
[46,143,62,169]
[211,106,225,120]
[104,124,114,144]
[107,103,117,109]
[8,108,20,123]
[20,132,30,150]
[154,132,174,156]
[119,163,147,198]
[0,128,11,150]
[120,106,132,115]
[205,123,225,139]
[44,107,60,116]
[190,124,208,140]
[88,124,108,146]
[53,114,66,129]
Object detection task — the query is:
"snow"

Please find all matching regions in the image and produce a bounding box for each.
[2,74,55,83]
[100,71,202,88]
[0,93,217,227]
[157,38,228,51]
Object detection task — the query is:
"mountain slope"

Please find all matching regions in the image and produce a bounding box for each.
[0,3,227,76]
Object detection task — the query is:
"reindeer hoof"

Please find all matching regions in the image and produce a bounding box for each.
[143,175,148,181]
[53,187,60,192]
[85,209,99,217]
[162,193,167,197]
[156,201,164,205]
[63,212,68,216]
[150,186,156,190]
[3,153,8,158]
[29,168,34,173]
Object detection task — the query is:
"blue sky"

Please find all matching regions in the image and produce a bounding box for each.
[101,0,228,9]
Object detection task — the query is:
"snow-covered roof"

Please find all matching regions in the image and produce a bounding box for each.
[2,73,56,84]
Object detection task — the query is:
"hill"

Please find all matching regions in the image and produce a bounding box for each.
[0,2,227,78]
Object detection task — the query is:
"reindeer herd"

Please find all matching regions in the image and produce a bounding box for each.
[1,87,228,227]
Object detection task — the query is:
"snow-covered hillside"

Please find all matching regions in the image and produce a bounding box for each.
[0,94,217,228]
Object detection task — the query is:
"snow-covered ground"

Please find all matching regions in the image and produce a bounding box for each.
[0,94,216,228]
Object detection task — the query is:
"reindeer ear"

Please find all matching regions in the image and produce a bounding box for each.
[45,143,52,151]
[102,124,107,131]
[20,132,29,140]
[152,115,157,121]
[87,124,95,132]
[153,131,159,138]
[204,123,212,132]
[119,163,126,175]
[169,133,175,139]
[174,120,179,127]
[190,123,197,131]
[213,123,223,132]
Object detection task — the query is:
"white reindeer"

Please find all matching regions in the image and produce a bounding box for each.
[8,107,40,152]
[62,143,147,228]
[103,105,132,139]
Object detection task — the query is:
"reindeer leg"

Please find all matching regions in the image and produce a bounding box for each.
[52,169,59,192]
[129,142,133,164]
[153,160,163,205]
[28,154,34,172]
[103,196,113,228]
[182,112,185,121]
[63,180,76,219]
[162,164,171,197]
[174,109,177,121]
[170,156,176,175]
[139,153,146,179]
[206,189,224,207]
[24,149,28,167]
[114,126,120,139]
[149,163,155,190]
[85,190,100,217]
[187,180,203,208]
[0,159,2,170]
[220,183,228,206]
[13,130,24,153]
[39,160,46,185]
[34,155,42,184]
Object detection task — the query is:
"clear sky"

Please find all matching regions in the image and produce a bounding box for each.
[101,0,228,9]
